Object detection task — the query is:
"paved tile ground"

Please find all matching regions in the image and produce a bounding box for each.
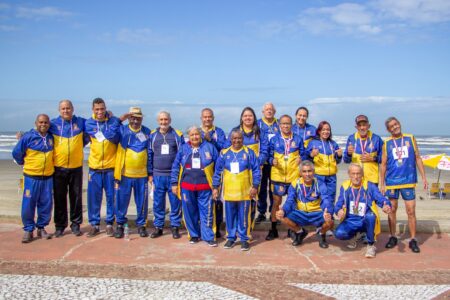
[0,223,449,299]
[0,275,255,300]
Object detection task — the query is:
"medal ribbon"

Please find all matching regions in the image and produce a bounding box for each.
[351,187,362,211]
[392,135,404,160]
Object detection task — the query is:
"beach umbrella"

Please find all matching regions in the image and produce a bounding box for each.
[421,153,450,183]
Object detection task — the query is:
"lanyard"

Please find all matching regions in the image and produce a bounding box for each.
[359,137,369,153]
[321,139,333,155]
[351,187,362,208]
[60,119,73,144]
[392,135,404,159]
[96,120,108,133]
[282,133,293,158]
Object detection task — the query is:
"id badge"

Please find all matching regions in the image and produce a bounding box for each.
[392,146,408,160]
[192,158,201,169]
[136,132,147,142]
[268,133,275,141]
[349,201,366,217]
[161,144,170,155]
[230,162,240,174]
[94,131,106,142]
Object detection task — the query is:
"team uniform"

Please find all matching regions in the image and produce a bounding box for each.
[334,179,391,245]
[171,141,218,243]
[114,125,151,228]
[227,126,268,227]
[149,127,185,229]
[383,134,419,200]
[292,123,317,149]
[344,131,384,184]
[49,115,87,233]
[85,114,121,228]
[201,126,227,236]
[282,177,333,228]
[269,133,304,196]
[212,146,261,243]
[13,129,54,234]
[306,138,342,202]
[257,118,279,217]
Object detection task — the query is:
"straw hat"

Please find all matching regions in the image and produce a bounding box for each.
[129,107,143,117]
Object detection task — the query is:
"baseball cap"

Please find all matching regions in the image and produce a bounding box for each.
[355,115,369,124]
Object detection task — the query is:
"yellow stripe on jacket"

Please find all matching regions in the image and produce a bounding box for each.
[53,134,84,168]
[223,169,252,201]
[314,153,337,176]
[271,151,300,184]
[24,148,54,176]
[88,138,117,170]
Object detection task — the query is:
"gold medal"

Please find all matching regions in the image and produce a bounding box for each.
[353,207,358,214]
[284,155,289,161]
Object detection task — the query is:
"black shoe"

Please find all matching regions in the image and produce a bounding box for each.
[265,229,279,241]
[87,225,100,238]
[224,240,235,249]
[150,228,163,239]
[114,225,124,239]
[318,234,329,248]
[385,236,398,249]
[255,214,266,224]
[37,228,52,240]
[287,229,295,240]
[189,237,200,244]
[207,240,218,247]
[409,239,420,253]
[71,224,82,236]
[292,229,308,246]
[171,227,181,239]
[241,241,250,251]
[54,229,64,238]
[22,231,33,243]
[138,226,149,237]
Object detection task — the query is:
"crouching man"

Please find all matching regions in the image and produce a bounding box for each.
[334,163,392,258]
[276,160,333,248]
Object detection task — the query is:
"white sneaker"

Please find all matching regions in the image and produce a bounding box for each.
[365,245,377,258]
[347,232,362,249]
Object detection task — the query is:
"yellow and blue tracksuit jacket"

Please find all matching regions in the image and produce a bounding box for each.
[306,138,342,176]
[292,123,317,148]
[257,118,279,142]
[201,126,227,152]
[114,125,151,181]
[85,114,121,170]
[212,146,261,201]
[268,132,305,184]
[227,126,269,165]
[344,131,383,184]
[383,134,418,189]
[335,179,391,239]
[282,177,333,216]
[170,140,219,199]
[13,129,54,177]
[49,115,88,169]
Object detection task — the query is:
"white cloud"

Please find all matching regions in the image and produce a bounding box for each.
[298,3,381,36]
[308,96,450,105]
[107,99,145,106]
[116,28,172,45]
[16,6,72,20]
[0,3,10,10]
[0,24,19,32]
[374,0,450,23]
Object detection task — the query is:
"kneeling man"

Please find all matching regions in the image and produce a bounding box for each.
[334,163,391,258]
[276,160,333,248]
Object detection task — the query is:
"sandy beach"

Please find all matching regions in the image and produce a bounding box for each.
[1,160,449,231]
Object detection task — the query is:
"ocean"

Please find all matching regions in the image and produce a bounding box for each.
[1,131,449,161]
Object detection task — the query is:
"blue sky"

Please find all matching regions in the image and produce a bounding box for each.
[0,0,449,135]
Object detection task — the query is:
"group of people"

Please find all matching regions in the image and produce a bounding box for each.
[12,99,428,257]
